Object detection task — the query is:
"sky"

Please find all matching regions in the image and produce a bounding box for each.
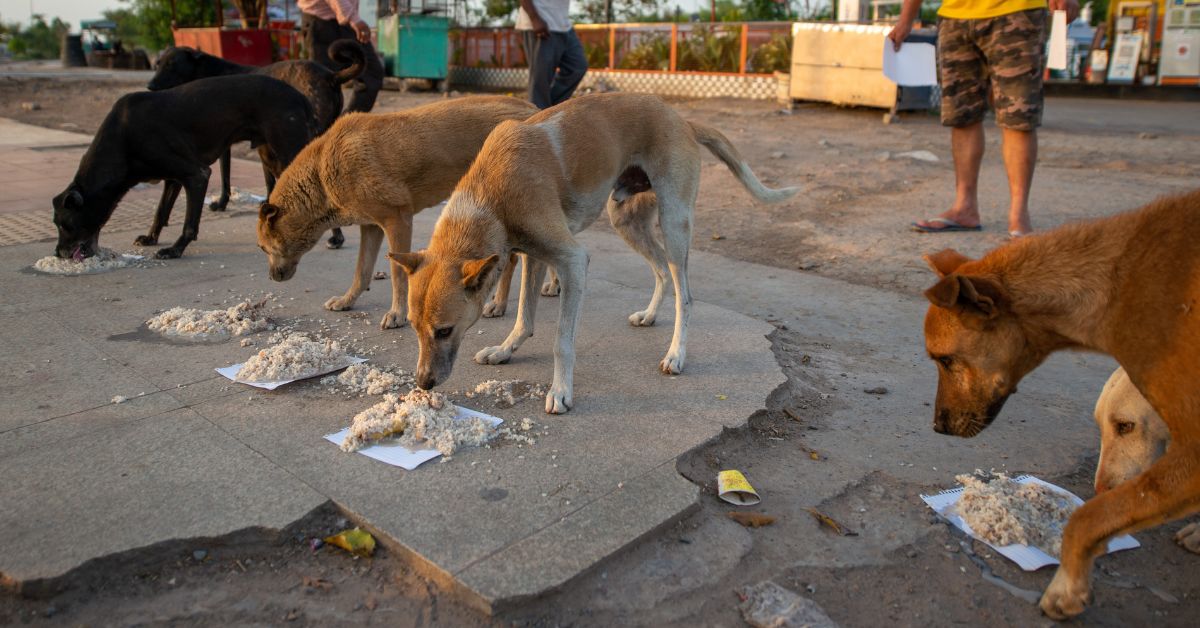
[0,0,764,30]
[0,0,118,29]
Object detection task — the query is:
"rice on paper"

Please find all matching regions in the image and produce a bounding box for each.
[33,248,134,275]
[341,390,496,456]
[236,333,352,383]
[953,473,1077,556]
[146,299,273,340]
[321,363,414,396]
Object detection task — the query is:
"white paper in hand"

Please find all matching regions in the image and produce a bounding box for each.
[882,41,937,87]
[1048,10,1069,71]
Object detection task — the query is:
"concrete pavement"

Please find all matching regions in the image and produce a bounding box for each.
[0,117,1119,614]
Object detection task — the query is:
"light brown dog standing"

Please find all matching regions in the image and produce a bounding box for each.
[920,189,1200,619]
[389,93,797,414]
[257,96,537,328]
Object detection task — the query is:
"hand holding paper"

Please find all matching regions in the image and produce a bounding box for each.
[882,40,937,87]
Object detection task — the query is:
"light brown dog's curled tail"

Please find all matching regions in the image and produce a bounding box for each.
[688,121,800,204]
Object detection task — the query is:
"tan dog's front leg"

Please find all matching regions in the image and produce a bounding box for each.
[1041,442,1200,619]
[325,224,383,312]
[476,255,545,365]
[483,253,518,318]
[379,215,413,329]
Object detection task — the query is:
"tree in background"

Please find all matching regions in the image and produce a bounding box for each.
[102,0,219,51]
[5,15,70,59]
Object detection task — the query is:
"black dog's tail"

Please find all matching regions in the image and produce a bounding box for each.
[328,39,366,86]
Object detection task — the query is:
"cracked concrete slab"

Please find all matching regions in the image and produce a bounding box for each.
[0,126,783,609]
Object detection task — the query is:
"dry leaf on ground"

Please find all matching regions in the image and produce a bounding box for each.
[728,511,777,528]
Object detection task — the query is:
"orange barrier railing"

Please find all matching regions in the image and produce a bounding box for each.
[451,22,793,76]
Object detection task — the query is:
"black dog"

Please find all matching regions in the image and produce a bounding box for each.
[147,40,365,248]
[52,74,314,260]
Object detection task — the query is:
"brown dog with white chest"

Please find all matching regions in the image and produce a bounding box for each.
[920,189,1200,619]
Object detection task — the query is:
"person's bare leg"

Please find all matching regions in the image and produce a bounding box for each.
[916,122,984,229]
[1001,127,1036,235]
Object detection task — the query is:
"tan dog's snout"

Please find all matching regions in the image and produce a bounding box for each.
[1093,367,1169,494]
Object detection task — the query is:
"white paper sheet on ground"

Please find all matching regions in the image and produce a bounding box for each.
[215,356,367,391]
[920,475,1139,571]
[882,41,937,86]
[1047,10,1069,71]
[323,406,503,470]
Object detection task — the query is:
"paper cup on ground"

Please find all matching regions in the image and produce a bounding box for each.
[718,469,761,505]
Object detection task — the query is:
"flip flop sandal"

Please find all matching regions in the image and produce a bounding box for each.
[910,217,982,233]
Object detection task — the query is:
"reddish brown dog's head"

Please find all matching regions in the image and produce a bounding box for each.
[922,249,1047,437]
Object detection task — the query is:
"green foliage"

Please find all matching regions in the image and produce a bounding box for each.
[6,15,70,60]
[576,0,673,23]
[618,33,669,70]
[748,31,791,73]
[102,0,219,51]
[677,24,741,72]
[484,0,520,24]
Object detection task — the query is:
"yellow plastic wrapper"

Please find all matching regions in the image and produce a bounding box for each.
[324,527,376,557]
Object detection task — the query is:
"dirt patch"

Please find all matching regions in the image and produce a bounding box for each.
[0,503,495,627]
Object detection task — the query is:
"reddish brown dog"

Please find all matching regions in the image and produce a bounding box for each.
[921,189,1200,619]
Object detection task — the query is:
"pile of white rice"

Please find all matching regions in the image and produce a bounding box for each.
[341,389,495,456]
[236,333,351,382]
[146,299,273,340]
[321,363,414,396]
[953,473,1077,556]
[33,248,134,275]
[464,379,547,407]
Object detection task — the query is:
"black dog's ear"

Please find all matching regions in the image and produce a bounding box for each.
[63,189,84,210]
[258,202,280,225]
[925,274,1009,320]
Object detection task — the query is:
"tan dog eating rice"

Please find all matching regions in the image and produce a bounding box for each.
[1094,367,1200,553]
[390,93,797,414]
[920,189,1200,619]
[257,96,537,328]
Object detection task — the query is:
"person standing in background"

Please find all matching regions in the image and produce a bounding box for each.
[298,0,385,112]
[890,0,1079,237]
[516,0,588,109]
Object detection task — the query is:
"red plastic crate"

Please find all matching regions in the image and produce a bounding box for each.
[172,27,273,66]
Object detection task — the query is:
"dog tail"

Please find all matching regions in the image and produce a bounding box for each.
[688,121,799,204]
[328,39,367,86]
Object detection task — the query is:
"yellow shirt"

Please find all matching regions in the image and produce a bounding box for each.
[938,0,1048,19]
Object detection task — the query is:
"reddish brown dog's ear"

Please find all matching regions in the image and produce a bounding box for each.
[461,254,500,290]
[925,274,1010,320]
[923,249,971,278]
[957,275,1009,319]
[258,202,279,225]
[388,251,424,275]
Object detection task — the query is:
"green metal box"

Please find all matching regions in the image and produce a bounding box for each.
[377,14,450,81]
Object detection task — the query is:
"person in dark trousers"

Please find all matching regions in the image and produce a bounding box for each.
[516,0,587,109]
[298,0,384,112]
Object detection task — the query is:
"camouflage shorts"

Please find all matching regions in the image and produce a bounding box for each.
[938,9,1048,131]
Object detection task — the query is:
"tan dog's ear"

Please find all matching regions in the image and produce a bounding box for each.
[259,202,280,226]
[925,274,1009,320]
[388,251,424,275]
[461,254,500,290]
[923,249,971,278]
